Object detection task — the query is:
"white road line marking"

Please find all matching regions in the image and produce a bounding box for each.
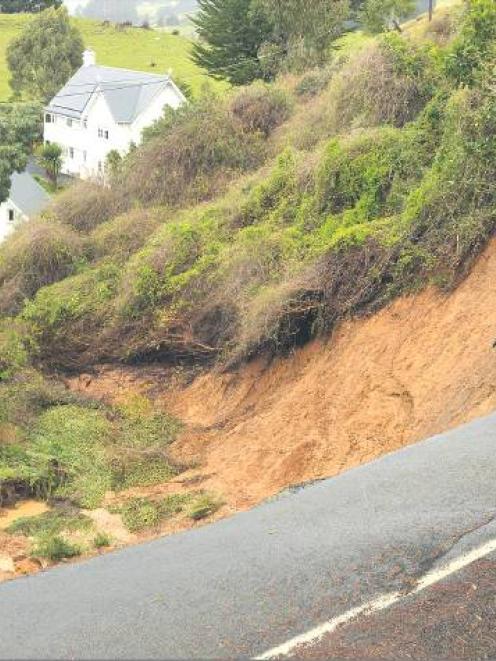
[255,537,496,659]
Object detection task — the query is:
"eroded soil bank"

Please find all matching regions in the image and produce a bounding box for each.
[70,238,496,511]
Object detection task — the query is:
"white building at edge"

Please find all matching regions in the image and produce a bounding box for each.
[0,171,51,243]
[43,49,186,180]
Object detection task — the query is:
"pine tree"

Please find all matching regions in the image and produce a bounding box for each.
[191,0,273,85]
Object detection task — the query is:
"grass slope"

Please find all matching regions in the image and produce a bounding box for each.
[0,14,221,101]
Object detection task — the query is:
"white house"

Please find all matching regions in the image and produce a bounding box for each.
[44,50,186,179]
[0,171,51,243]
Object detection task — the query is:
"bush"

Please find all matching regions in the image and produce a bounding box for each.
[118,491,220,531]
[93,532,112,548]
[6,507,93,537]
[295,68,333,98]
[446,0,496,86]
[230,83,292,137]
[48,181,129,233]
[118,497,163,532]
[291,34,439,148]
[91,209,162,261]
[0,219,86,315]
[31,534,82,562]
[0,322,28,380]
[186,493,222,520]
[124,94,266,207]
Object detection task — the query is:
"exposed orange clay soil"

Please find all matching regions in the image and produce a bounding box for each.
[70,238,496,514]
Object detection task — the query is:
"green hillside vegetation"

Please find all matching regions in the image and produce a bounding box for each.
[1,0,495,546]
[0,13,221,101]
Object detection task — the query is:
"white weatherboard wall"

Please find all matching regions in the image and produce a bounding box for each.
[0,198,24,242]
[44,73,184,180]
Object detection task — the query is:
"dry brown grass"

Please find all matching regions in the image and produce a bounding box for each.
[47,181,130,233]
[282,38,434,150]
[230,83,292,137]
[124,101,266,209]
[91,209,164,261]
[0,220,85,315]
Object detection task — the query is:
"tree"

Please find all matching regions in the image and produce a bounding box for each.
[38,142,62,187]
[0,0,61,12]
[105,149,123,181]
[359,0,415,32]
[0,102,42,203]
[191,0,274,85]
[7,6,83,102]
[257,0,350,64]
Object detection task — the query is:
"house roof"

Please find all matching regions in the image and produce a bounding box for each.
[46,64,178,123]
[8,171,51,218]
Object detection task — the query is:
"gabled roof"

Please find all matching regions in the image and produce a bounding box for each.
[8,171,51,218]
[46,64,179,123]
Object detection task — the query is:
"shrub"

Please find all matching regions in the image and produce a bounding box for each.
[291,35,438,148]
[118,491,219,531]
[93,532,112,548]
[0,372,182,507]
[230,83,292,137]
[0,219,86,315]
[124,94,266,207]
[21,262,120,367]
[31,534,82,562]
[25,405,113,507]
[0,322,28,380]
[295,68,333,98]
[446,0,496,86]
[118,497,163,532]
[91,209,162,261]
[47,181,129,233]
[6,508,93,537]
[186,493,222,520]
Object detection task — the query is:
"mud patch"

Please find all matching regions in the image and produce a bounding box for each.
[0,501,50,531]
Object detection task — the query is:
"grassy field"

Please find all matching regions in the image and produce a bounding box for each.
[0,14,221,101]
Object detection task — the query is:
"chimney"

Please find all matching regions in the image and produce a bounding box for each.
[83,49,96,67]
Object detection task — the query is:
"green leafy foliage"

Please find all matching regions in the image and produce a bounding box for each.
[93,531,112,548]
[37,143,62,187]
[6,507,93,536]
[7,6,83,101]
[0,102,42,203]
[31,534,82,561]
[0,366,182,508]
[192,0,274,84]
[445,0,496,86]
[118,491,221,532]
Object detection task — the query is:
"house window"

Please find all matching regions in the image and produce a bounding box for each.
[66,118,73,128]
[83,151,87,162]
[69,147,75,159]
[98,128,109,140]
[83,119,88,129]
[8,209,15,222]
[98,161,103,172]
[45,113,52,123]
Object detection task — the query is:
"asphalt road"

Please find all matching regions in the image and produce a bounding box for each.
[1,413,496,659]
